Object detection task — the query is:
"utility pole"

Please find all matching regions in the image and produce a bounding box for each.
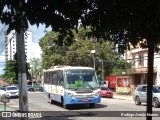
[16,29,29,112]
[101,60,104,80]
[91,37,97,69]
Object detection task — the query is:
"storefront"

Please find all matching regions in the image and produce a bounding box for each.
[116,75,131,95]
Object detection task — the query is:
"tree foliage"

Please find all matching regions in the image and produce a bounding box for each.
[1,1,160,49]
[39,28,130,77]
[1,60,18,85]
[30,58,42,82]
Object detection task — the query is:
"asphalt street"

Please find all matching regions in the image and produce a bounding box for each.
[0,92,159,120]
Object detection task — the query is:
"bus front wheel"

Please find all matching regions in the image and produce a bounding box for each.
[61,97,68,109]
[89,103,95,108]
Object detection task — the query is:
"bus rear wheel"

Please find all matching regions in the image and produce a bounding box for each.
[50,98,54,104]
[48,94,54,104]
[89,103,95,108]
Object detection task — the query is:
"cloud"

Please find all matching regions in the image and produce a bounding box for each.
[0,55,5,61]
[32,42,42,58]
[28,24,51,43]
[0,58,5,75]
[28,24,51,59]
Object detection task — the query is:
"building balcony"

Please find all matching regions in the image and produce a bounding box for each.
[130,67,157,74]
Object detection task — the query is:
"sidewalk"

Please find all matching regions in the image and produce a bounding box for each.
[0,100,18,111]
[113,92,133,101]
[0,104,15,111]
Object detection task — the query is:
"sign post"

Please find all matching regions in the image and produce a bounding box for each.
[0,94,10,111]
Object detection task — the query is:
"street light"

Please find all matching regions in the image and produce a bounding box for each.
[97,58,104,80]
[91,37,97,69]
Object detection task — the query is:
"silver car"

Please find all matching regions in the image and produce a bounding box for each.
[133,85,160,108]
[1,86,19,98]
[154,85,160,91]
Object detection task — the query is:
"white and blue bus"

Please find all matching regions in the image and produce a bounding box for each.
[42,66,101,108]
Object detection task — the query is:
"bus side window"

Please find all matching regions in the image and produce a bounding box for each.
[49,72,53,84]
[52,72,58,85]
[58,71,64,86]
[46,72,50,84]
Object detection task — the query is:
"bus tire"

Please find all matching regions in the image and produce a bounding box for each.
[89,103,95,108]
[48,94,54,104]
[61,97,68,109]
[63,103,68,109]
[50,99,54,104]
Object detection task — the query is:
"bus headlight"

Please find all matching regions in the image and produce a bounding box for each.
[67,92,74,97]
[94,91,100,96]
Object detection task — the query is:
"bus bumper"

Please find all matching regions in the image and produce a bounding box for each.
[64,94,101,105]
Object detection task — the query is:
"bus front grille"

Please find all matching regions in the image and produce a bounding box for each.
[74,94,94,98]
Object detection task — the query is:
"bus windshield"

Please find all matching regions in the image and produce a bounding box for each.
[65,69,99,90]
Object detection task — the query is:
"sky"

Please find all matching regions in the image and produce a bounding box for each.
[28,24,51,58]
[0,24,51,74]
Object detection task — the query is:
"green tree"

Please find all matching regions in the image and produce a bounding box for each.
[30,58,42,83]
[39,28,130,77]
[111,58,131,76]
[2,60,18,85]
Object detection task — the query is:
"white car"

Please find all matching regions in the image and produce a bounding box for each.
[0,89,6,95]
[1,86,19,98]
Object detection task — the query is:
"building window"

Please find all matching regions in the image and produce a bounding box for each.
[132,55,136,66]
[135,75,141,86]
[139,54,144,66]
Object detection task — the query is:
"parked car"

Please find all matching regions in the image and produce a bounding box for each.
[27,85,35,92]
[0,87,6,96]
[0,86,19,98]
[100,86,113,98]
[35,86,44,92]
[154,85,160,91]
[133,85,160,108]
[0,86,6,91]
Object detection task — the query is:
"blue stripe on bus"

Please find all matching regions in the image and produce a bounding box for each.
[64,92,101,105]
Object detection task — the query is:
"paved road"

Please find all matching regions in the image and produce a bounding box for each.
[0,92,160,120]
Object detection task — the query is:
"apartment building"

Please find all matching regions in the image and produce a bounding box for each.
[125,45,160,87]
[5,30,32,62]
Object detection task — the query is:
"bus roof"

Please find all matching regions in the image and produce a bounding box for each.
[43,66,94,72]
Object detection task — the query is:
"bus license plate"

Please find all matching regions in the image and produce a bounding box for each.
[82,99,88,102]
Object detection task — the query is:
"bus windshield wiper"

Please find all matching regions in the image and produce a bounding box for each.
[83,81,94,90]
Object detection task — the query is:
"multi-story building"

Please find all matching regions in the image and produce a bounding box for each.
[5,30,32,62]
[125,44,160,87]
